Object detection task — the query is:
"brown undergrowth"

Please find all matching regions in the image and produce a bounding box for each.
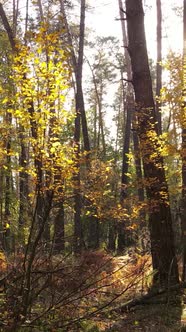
[0,249,153,331]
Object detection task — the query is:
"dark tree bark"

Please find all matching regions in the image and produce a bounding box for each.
[156,0,162,135]
[60,0,90,153]
[86,59,106,157]
[117,0,133,251]
[18,132,29,229]
[24,0,29,39]
[4,111,12,253]
[60,0,90,252]
[53,200,65,252]
[0,5,16,252]
[18,0,30,231]
[118,0,145,252]
[13,0,19,37]
[108,220,117,251]
[73,0,87,253]
[126,0,179,286]
[132,126,147,251]
[87,215,99,249]
[182,0,186,282]
[0,171,3,249]
[0,3,15,50]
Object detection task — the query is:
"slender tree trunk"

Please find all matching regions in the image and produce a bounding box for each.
[93,104,97,149]
[13,0,19,36]
[108,102,121,252]
[4,111,12,253]
[0,170,3,249]
[126,0,179,286]
[182,0,186,282]
[60,0,89,251]
[86,59,106,157]
[118,0,145,252]
[108,221,117,251]
[73,0,86,253]
[24,0,29,39]
[87,215,99,249]
[53,200,65,252]
[117,0,133,251]
[60,0,90,153]
[132,129,144,202]
[156,0,162,134]
[73,107,82,253]
[18,0,30,236]
[118,74,132,251]
[37,0,44,21]
[18,131,29,230]
[0,4,15,50]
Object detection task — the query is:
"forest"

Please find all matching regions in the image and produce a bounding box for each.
[0,0,185,331]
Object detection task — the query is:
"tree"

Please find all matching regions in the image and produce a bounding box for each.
[182,0,186,281]
[60,0,90,153]
[156,0,162,135]
[117,0,145,251]
[73,0,86,252]
[86,36,118,158]
[125,0,179,286]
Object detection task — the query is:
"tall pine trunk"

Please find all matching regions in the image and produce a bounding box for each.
[156,0,162,135]
[182,0,186,282]
[117,0,133,251]
[4,111,12,253]
[126,0,179,286]
[73,0,86,252]
[60,0,90,153]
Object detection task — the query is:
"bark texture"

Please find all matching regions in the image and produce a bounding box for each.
[126,0,179,286]
[182,0,186,282]
[60,0,90,153]
[156,0,162,134]
[73,0,86,252]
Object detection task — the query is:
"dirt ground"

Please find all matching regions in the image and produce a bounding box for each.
[103,290,185,332]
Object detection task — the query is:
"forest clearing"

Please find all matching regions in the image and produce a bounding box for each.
[0,0,185,330]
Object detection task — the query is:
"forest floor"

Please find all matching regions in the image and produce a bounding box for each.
[102,292,184,332]
[1,250,186,331]
[78,253,186,332]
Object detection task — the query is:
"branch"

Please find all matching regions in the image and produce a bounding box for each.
[108,281,184,314]
[0,3,16,51]
[120,7,128,16]
[115,17,127,21]
[122,78,133,84]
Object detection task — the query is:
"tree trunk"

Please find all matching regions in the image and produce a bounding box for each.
[60,0,90,153]
[4,112,12,253]
[156,0,162,135]
[126,0,179,286]
[18,131,29,230]
[87,215,99,250]
[108,220,117,251]
[121,0,145,247]
[86,59,106,157]
[0,170,3,249]
[132,127,147,251]
[117,0,133,251]
[182,0,186,282]
[53,202,65,253]
[13,0,19,37]
[73,0,87,253]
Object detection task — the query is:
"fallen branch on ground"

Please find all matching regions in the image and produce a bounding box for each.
[107,281,186,314]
